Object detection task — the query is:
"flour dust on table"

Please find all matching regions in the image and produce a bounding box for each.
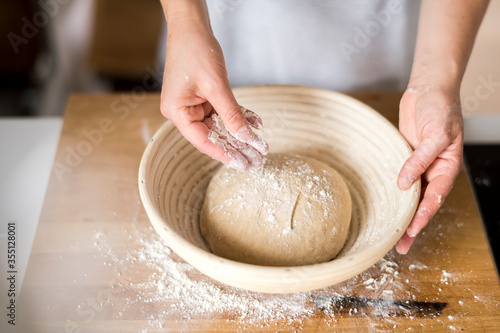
[83,210,486,332]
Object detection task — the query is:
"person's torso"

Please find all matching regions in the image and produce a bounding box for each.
[206,0,421,91]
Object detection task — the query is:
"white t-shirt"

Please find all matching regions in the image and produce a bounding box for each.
[205,0,421,91]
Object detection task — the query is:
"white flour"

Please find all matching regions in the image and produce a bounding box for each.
[83,203,487,331]
[207,110,268,171]
[89,228,426,331]
[99,230,315,324]
[201,154,350,266]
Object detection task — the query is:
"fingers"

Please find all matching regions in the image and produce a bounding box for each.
[206,83,248,136]
[205,114,263,168]
[244,108,263,130]
[239,108,268,154]
[202,102,264,130]
[397,136,448,191]
[396,163,460,254]
[407,166,458,233]
[168,102,267,171]
[175,117,250,171]
[207,128,253,171]
[205,81,269,155]
[395,233,415,255]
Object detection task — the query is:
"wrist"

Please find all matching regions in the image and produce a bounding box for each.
[162,0,211,33]
[407,71,461,95]
[409,50,464,93]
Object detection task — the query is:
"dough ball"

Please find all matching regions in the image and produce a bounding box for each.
[200,153,352,266]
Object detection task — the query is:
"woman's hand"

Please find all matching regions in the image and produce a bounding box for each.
[395,0,488,254]
[396,86,464,254]
[159,1,268,171]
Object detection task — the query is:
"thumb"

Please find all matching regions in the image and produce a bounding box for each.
[205,79,268,154]
[206,79,251,139]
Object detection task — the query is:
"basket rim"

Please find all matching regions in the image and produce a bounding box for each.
[138,85,420,293]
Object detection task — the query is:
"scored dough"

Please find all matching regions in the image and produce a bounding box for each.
[200,153,352,266]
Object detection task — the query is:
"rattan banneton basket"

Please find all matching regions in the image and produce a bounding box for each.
[138,85,420,293]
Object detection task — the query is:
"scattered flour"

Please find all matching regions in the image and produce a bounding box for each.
[95,230,316,328]
[362,259,399,291]
[207,110,268,171]
[128,236,314,321]
[408,263,429,271]
[85,225,474,331]
[440,270,452,284]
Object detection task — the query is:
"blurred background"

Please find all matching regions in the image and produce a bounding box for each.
[0,0,164,117]
[0,0,166,293]
[0,0,499,118]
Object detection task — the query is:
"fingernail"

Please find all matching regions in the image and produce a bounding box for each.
[244,110,263,129]
[396,244,409,255]
[234,125,269,155]
[241,147,263,168]
[407,229,417,238]
[235,125,254,142]
[247,135,269,155]
[249,156,263,168]
[399,174,415,191]
[228,152,248,171]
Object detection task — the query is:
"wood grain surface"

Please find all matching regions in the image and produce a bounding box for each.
[16,92,500,332]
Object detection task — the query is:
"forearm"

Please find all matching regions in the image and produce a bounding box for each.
[409,0,489,90]
[160,0,212,32]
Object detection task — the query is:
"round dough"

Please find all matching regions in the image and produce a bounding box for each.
[200,153,352,266]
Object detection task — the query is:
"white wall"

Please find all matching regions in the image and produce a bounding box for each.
[461,0,500,116]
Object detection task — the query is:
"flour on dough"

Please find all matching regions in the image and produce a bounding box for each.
[200,153,352,266]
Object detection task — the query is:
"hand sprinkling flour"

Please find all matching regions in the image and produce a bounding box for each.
[205,108,268,171]
[158,10,269,171]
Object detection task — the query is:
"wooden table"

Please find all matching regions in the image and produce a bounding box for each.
[17,92,500,332]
